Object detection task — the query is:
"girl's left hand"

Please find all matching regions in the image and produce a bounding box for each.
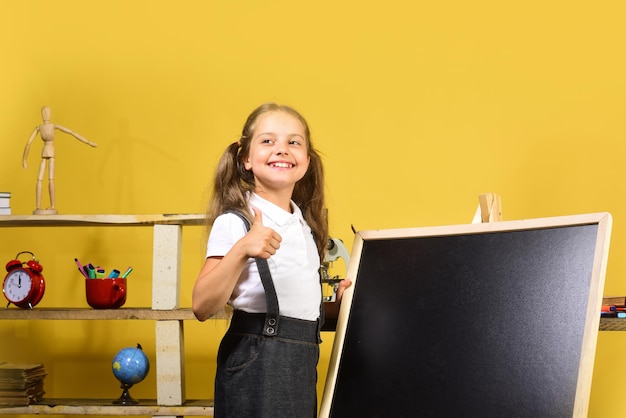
[335,279,352,302]
[323,279,353,324]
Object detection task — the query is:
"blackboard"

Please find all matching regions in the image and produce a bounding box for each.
[320,213,612,418]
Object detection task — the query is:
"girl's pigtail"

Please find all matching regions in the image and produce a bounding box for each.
[207,141,250,224]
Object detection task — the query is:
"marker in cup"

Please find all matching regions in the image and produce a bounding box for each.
[121,267,133,279]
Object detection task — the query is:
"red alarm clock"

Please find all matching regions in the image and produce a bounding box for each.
[3,251,45,309]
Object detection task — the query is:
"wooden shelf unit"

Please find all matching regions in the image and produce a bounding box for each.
[1,214,619,416]
[0,214,213,417]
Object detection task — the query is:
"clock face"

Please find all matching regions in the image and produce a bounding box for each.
[3,269,34,303]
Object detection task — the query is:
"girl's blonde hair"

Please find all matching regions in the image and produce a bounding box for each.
[206,103,328,260]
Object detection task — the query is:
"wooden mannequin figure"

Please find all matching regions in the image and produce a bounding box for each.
[22,106,97,215]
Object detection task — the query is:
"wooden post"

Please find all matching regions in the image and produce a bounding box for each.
[473,193,502,223]
[155,320,186,408]
[152,223,185,416]
[152,224,182,309]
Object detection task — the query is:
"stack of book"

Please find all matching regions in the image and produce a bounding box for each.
[0,192,10,215]
[0,363,47,406]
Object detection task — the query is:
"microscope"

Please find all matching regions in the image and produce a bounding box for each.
[321,237,351,302]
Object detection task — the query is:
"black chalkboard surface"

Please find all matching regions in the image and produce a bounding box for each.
[320,213,612,418]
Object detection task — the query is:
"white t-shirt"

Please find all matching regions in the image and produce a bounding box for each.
[206,193,322,321]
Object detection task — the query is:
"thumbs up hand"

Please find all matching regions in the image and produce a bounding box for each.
[243,207,282,259]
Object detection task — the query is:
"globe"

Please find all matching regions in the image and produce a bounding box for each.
[111,343,150,405]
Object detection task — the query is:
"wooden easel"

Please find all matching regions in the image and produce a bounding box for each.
[472,193,502,223]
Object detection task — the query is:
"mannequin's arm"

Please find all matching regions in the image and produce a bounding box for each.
[22,127,39,169]
[56,125,98,147]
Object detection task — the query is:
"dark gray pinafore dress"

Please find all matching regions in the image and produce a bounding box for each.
[214,211,323,418]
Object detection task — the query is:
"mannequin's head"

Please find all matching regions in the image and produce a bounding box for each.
[41,106,51,122]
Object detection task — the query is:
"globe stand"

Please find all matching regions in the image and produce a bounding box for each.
[113,382,139,405]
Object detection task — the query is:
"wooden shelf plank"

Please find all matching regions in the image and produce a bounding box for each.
[1,308,615,330]
[0,398,214,415]
[0,307,232,320]
[0,214,206,227]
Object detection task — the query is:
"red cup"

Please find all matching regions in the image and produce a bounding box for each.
[85,278,127,309]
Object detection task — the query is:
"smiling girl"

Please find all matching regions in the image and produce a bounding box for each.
[192,103,350,418]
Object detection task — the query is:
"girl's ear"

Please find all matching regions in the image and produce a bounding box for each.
[244,158,252,170]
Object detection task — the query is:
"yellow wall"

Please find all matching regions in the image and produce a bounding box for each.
[1,0,625,416]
